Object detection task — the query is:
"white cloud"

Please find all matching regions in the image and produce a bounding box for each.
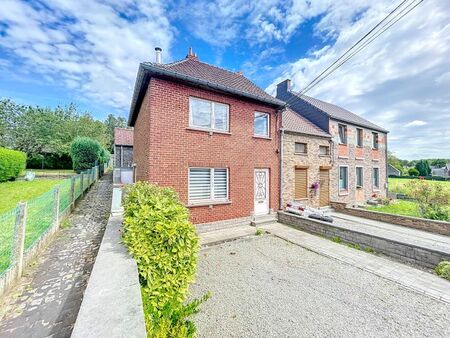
[405,120,427,127]
[0,0,174,115]
[266,0,450,160]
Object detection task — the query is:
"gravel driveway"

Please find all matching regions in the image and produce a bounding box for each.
[190,235,450,338]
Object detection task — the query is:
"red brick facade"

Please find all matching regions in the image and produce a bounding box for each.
[133,78,280,224]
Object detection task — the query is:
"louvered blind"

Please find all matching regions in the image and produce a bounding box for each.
[189,168,211,200]
[213,169,227,199]
[295,168,307,199]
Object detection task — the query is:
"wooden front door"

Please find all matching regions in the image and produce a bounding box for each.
[319,169,330,207]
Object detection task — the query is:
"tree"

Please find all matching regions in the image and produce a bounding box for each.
[104,114,127,152]
[70,137,104,172]
[388,152,404,173]
[415,160,431,176]
[429,159,448,168]
[408,168,420,176]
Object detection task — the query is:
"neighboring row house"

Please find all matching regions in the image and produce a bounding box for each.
[129,48,388,226]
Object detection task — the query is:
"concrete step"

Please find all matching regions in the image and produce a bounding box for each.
[251,214,278,226]
[199,226,256,247]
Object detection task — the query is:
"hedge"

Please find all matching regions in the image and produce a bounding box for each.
[0,147,26,182]
[70,137,103,172]
[389,175,450,181]
[123,182,208,337]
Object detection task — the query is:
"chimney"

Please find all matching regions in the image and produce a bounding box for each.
[276,79,291,98]
[155,47,162,63]
[186,47,198,59]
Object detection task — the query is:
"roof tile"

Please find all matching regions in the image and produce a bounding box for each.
[283,108,330,137]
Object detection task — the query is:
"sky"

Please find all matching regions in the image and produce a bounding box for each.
[0,0,449,160]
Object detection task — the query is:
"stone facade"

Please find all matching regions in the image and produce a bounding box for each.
[329,120,387,203]
[114,145,133,168]
[282,132,332,207]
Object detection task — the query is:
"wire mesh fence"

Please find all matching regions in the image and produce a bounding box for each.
[0,164,106,278]
[0,207,18,276]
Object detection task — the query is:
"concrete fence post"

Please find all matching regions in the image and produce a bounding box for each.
[53,186,60,225]
[80,173,84,195]
[14,202,27,278]
[70,176,75,209]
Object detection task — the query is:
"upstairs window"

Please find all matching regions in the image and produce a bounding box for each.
[295,142,307,154]
[356,167,363,187]
[319,145,330,156]
[356,128,363,147]
[254,112,269,137]
[338,124,347,144]
[372,132,379,149]
[188,168,228,203]
[189,97,229,132]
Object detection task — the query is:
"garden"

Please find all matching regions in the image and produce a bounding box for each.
[367,177,450,221]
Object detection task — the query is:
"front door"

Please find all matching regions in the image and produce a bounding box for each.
[319,169,330,207]
[254,169,269,215]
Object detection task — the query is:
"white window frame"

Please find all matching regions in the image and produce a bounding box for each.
[356,128,364,147]
[338,165,349,194]
[189,97,229,132]
[294,142,307,154]
[373,167,380,191]
[338,124,347,144]
[188,167,229,204]
[355,166,364,188]
[254,111,270,137]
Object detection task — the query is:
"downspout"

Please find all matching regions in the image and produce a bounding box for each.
[385,134,389,197]
[280,127,284,210]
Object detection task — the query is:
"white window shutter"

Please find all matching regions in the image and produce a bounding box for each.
[213,169,227,199]
[189,168,211,200]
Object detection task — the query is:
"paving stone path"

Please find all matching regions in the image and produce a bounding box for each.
[0,173,112,338]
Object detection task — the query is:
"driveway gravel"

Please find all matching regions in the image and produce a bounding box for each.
[190,235,450,338]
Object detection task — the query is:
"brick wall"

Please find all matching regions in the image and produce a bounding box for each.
[133,77,280,224]
[330,202,450,236]
[282,132,332,207]
[329,120,387,204]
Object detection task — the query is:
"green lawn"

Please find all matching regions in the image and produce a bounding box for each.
[366,200,421,217]
[388,177,450,195]
[0,179,63,213]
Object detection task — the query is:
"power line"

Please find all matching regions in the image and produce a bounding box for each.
[282,0,425,107]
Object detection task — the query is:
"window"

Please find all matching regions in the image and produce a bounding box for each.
[372,132,379,149]
[373,167,380,190]
[295,168,308,199]
[189,97,229,131]
[295,142,307,154]
[319,145,330,156]
[339,166,348,190]
[357,128,363,147]
[356,167,363,187]
[188,168,228,202]
[254,112,269,137]
[338,124,347,144]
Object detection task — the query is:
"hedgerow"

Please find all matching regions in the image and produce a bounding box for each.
[0,147,26,182]
[122,182,208,337]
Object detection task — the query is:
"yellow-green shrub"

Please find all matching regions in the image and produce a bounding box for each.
[435,261,450,281]
[123,182,207,337]
[0,147,26,182]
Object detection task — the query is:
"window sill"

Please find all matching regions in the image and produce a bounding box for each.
[339,190,349,196]
[338,156,349,159]
[338,143,348,146]
[372,158,380,162]
[294,198,309,201]
[186,127,231,135]
[356,186,363,189]
[319,154,331,157]
[187,200,232,207]
[294,152,308,156]
[373,189,380,192]
[355,157,364,160]
[356,145,363,148]
[253,135,272,140]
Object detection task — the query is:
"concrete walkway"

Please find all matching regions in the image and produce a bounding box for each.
[0,173,112,338]
[199,226,256,247]
[331,212,450,255]
[261,222,450,304]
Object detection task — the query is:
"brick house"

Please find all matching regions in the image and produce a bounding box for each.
[277,80,388,204]
[114,127,134,168]
[128,48,285,225]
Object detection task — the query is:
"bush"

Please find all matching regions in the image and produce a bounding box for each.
[0,147,26,182]
[123,182,207,337]
[408,168,420,176]
[70,137,103,172]
[435,261,450,280]
[407,180,450,221]
[27,153,72,169]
